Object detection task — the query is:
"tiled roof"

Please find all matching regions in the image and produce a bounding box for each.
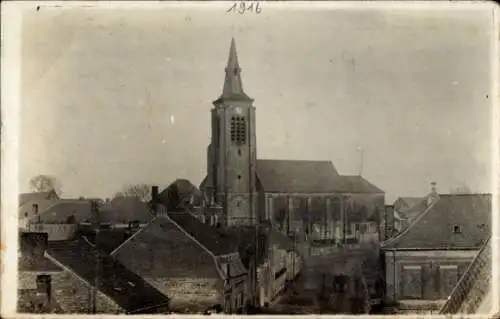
[256,159,340,193]
[382,194,491,250]
[111,215,224,279]
[33,200,93,223]
[47,238,170,313]
[19,190,57,206]
[98,197,154,224]
[168,211,239,256]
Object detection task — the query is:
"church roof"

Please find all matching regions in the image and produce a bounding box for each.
[214,38,252,103]
[256,159,340,194]
[256,159,384,194]
[331,175,384,194]
[382,194,491,250]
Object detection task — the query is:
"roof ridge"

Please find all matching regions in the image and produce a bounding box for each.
[381,198,437,249]
[110,217,154,256]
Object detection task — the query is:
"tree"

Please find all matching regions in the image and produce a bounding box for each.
[29,175,61,195]
[114,183,151,202]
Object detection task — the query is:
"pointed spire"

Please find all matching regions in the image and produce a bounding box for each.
[216,38,252,103]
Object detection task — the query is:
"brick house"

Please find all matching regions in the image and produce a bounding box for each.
[110,207,249,313]
[18,232,164,314]
[380,194,491,312]
[18,190,59,228]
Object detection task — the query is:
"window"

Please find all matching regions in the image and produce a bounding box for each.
[237,149,242,156]
[402,265,423,298]
[453,225,462,234]
[439,265,458,298]
[230,116,246,144]
[24,212,28,217]
[237,175,241,180]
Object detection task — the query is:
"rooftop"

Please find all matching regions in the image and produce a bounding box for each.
[382,194,491,250]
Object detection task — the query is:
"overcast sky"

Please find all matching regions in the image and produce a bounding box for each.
[19,3,496,202]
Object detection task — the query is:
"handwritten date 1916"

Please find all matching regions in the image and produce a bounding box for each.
[227,1,262,14]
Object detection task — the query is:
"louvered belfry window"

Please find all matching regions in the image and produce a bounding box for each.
[230,116,246,144]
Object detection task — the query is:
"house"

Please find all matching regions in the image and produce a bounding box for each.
[110,206,249,313]
[380,193,491,313]
[197,38,385,247]
[18,232,167,314]
[19,190,59,228]
[22,199,94,241]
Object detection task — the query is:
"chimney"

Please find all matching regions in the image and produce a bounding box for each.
[427,182,439,206]
[20,232,49,265]
[151,186,159,214]
[32,204,39,216]
[35,274,52,312]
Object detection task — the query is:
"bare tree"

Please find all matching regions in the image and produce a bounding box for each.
[114,183,151,202]
[29,175,61,195]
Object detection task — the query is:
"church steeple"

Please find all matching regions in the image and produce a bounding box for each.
[217,38,252,102]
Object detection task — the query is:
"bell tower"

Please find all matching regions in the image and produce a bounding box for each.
[206,38,257,226]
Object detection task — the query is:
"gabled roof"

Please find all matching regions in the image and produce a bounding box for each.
[256,159,340,193]
[98,197,154,224]
[33,199,92,223]
[382,194,491,250]
[331,175,385,194]
[19,190,58,206]
[46,238,169,313]
[112,211,244,280]
[168,211,240,256]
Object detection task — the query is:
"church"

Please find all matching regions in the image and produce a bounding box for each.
[200,39,385,246]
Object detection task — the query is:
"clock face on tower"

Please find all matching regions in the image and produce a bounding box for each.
[235,107,242,115]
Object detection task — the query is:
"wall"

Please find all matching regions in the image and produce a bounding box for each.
[384,250,478,303]
[145,277,222,312]
[23,224,76,241]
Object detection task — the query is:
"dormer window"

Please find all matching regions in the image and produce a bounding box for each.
[453,225,462,234]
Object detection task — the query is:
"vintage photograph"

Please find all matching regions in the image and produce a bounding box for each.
[2,0,498,316]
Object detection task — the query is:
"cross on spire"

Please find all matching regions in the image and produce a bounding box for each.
[217,38,252,102]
